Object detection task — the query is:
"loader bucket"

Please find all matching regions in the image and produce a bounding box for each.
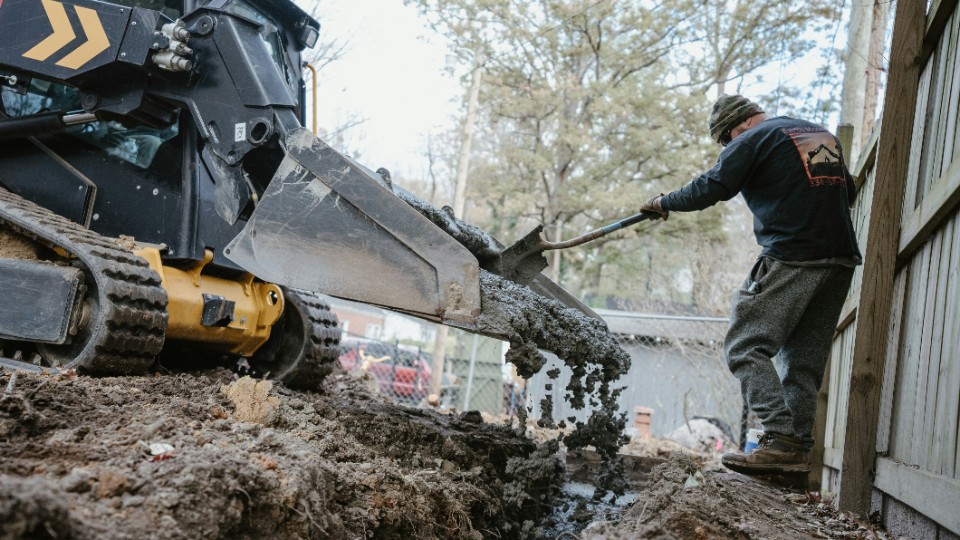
[224,129,481,325]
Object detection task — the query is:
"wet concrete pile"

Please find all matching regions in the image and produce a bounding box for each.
[401,191,633,498]
[395,191,501,261]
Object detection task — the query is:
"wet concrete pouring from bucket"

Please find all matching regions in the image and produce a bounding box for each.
[402,191,633,498]
[475,270,632,498]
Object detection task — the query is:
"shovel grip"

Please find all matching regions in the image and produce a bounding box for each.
[601,210,661,234]
[544,210,660,250]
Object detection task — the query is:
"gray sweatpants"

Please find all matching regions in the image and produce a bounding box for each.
[724,257,854,446]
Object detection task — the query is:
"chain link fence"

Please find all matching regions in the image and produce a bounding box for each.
[338,316,752,449]
[337,330,526,417]
[523,315,749,450]
[338,333,435,406]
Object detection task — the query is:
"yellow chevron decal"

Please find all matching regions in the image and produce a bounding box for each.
[56,5,109,69]
[22,0,76,62]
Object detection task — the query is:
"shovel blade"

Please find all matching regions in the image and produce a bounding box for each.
[483,225,550,285]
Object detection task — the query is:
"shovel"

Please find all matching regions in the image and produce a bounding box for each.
[484,210,661,285]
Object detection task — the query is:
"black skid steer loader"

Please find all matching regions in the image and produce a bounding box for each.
[0,0,593,388]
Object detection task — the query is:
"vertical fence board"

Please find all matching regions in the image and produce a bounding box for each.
[838,330,855,454]
[905,61,934,217]
[946,212,960,478]
[877,270,908,455]
[927,17,956,195]
[921,228,949,471]
[940,14,960,174]
[825,339,842,450]
[828,330,852,457]
[891,245,926,462]
[955,36,960,162]
[852,164,875,296]
[924,27,945,196]
[931,215,957,474]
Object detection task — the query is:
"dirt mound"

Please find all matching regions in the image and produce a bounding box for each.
[1,369,902,540]
[0,369,563,539]
[581,452,893,539]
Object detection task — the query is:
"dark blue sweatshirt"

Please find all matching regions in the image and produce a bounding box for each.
[660,116,862,263]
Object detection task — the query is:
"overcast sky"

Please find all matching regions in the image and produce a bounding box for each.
[301,0,461,178]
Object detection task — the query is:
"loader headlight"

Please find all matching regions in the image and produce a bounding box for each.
[299,25,318,49]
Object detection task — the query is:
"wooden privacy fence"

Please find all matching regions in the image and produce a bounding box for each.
[818,0,960,535]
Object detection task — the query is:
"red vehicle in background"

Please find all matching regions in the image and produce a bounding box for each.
[338,339,432,403]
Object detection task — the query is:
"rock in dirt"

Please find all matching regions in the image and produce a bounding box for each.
[221,376,280,425]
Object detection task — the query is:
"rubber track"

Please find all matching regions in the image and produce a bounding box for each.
[0,188,167,373]
[281,288,340,389]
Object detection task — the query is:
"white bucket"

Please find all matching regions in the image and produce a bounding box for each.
[744,429,763,452]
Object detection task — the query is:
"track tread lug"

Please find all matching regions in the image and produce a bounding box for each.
[0,188,168,373]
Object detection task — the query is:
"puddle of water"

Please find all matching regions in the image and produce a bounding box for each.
[543,482,640,536]
[563,481,639,505]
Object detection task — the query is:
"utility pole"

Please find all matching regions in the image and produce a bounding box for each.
[452,52,483,221]
[861,1,890,151]
[840,0,889,163]
[429,52,484,402]
[549,219,563,283]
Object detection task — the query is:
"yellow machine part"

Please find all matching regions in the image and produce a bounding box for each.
[135,248,285,356]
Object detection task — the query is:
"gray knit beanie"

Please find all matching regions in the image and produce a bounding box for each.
[709,94,764,145]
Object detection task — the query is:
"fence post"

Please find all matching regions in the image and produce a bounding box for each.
[462,333,480,410]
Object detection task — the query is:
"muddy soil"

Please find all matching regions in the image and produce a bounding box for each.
[0,367,900,540]
[579,452,895,540]
[0,369,563,539]
[0,227,40,259]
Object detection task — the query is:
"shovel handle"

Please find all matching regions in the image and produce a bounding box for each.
[544,210,660,250]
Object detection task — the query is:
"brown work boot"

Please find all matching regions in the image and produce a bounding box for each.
[722,433,810,474]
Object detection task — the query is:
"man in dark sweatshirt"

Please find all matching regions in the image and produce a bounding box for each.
[641,94,861,475]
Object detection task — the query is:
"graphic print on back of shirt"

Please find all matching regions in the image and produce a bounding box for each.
[782,127,846,187]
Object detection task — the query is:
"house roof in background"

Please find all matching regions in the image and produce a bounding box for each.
[595,309,728,343]
[327,297,387,318]
[326,299,727,343]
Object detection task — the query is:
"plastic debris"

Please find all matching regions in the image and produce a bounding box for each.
[683,472,702,490]
[139,441,176,461]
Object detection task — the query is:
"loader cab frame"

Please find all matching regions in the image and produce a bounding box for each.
[0,0,316,270]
